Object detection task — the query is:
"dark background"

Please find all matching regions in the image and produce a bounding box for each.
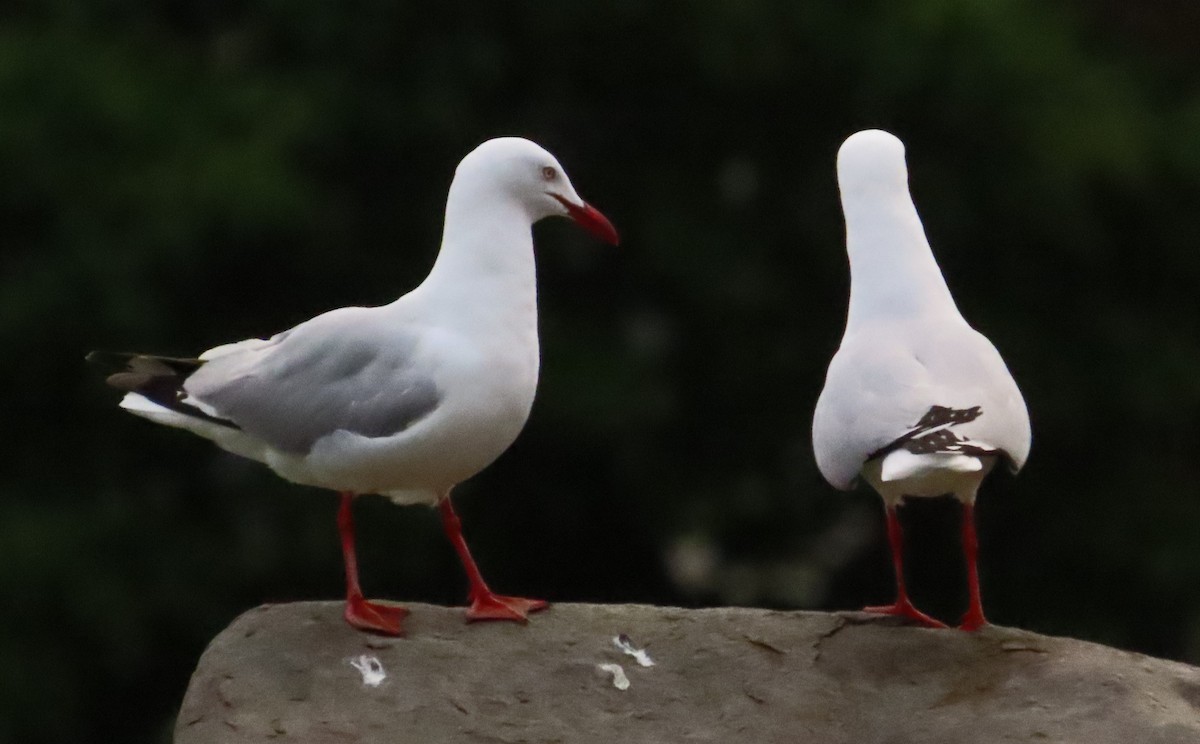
[4,1,1200,741]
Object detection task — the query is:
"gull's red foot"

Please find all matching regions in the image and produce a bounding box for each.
[465,591,549,623]
[958,607,988,632]
[863,599,948,629]
[344,595,409,636]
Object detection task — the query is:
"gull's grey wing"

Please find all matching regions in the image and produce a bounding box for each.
[184,310,441,455]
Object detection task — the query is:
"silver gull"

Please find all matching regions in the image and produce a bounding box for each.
[812,129,1031,631]
[91,137,620,635]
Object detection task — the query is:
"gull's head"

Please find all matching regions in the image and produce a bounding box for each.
[836,129,910,198]
[455,137,620,245]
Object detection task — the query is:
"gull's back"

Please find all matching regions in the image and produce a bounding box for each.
[813,312,1030,490]
[812,130,1031,491]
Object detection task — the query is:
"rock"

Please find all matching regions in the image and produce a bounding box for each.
[175,602,1200,744]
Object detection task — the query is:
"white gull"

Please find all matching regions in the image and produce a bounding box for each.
[92,137,619,636]
[812,129,1030,631]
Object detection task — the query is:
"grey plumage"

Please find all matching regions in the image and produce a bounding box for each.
[94,310,443,456]
[185,318,442,455]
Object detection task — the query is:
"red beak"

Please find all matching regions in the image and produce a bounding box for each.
[551,194,620,245]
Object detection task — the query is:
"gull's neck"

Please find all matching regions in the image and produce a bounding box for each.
[406,178,539,332]
[842,186,962,330]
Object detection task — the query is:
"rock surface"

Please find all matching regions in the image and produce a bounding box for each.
[175,601,1200,744]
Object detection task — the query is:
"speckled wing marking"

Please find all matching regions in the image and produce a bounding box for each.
[868,405,996,461]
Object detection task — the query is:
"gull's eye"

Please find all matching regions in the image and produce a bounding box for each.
[542,166,557,181]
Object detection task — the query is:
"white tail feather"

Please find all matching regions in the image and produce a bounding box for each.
[118,393,268,464]
[880,449,982,482]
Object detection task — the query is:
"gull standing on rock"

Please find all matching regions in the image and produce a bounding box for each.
[90,137,620,636]
[812,129,1030,631]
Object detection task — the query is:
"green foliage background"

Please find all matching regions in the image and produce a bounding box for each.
[3,1,1200,741]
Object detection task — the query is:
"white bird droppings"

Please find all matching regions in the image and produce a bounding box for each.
[597,663,630,690]
[613,634,655,667]
[349,655,386,687]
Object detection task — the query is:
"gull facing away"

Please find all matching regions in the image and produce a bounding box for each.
[90,137,620,636]
[812,129,1030,631]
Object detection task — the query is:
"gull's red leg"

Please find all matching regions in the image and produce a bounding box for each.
[438,495,548,622]
[959,501,988,631]
[338,491,408,635]
[863,504,948,629]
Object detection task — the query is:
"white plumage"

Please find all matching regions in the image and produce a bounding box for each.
[98,137,619,635]
[812,129,1030,630]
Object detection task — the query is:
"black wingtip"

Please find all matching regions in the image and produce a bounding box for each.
[87,351,145,380]
[87,350,238,430]
[86,351,205,379]
[868,404,989,461]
